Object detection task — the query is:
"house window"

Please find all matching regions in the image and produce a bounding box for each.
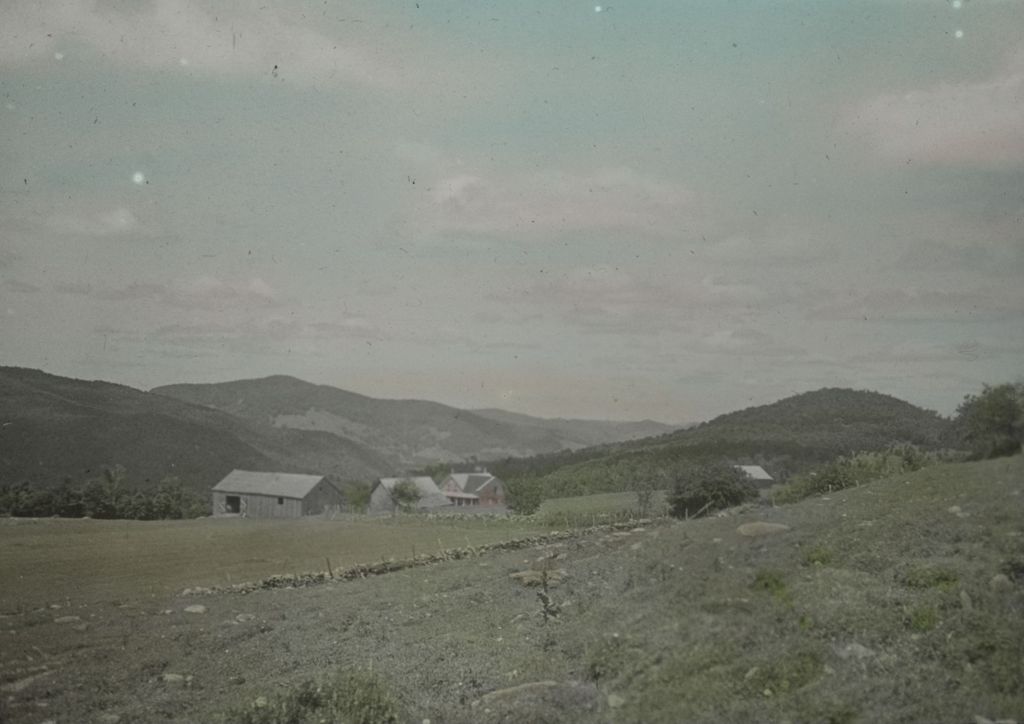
[225,495,240,514]
[277,496,284,505]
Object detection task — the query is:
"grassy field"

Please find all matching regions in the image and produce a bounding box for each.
[0,514,544,611]
[1,457,1021,723]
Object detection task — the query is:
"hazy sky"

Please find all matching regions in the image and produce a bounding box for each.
[1,1,1022,422]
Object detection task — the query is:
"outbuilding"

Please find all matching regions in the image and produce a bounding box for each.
[211,469,344,518]
[734,465,774,488]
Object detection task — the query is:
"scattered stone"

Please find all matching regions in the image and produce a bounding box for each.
[254,696,269,708]
[974,716,1018,724]
[229,676,245,686]
[234,613,256,623]
[161,673,187,687]
[97,713,121,724]
[72,623,89,632]
[629,542,642,551]
[509,569,565,587]
[948,505,969,518]
[0,670,55,693]
[737,522,790,537]
[960,590,974,612]
[743,667,759,680]
[989,574,1013,592]
[53,615,81,624]
[607,693,626,708]
[183,604,207,615]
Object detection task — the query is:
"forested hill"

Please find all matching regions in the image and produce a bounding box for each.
[489,388,951,496]
[0,367,393,491]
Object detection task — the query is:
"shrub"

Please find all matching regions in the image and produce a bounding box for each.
[667,463,757,518]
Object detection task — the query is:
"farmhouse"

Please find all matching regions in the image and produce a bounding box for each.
[211,470,344,519]
[438,471,506,507]
[735,465,774,487]
[369,476,451,514]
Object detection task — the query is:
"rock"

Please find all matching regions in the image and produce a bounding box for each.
[97,713,122,724]
[607,693,626,708]
[989,574,1013,592]
[184,604,207,614]
[960,590,974,612]
[234,613,256,623]
[161,673,187,687]
[837,643,875,660]
[54,615,81,624]
[229,676,245,686]
[947,505,968,518]
[72,623,89,632]
[480,681,559,703]
[737,522,791,537]
[629,542,642,551]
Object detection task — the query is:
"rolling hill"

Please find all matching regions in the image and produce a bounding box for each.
[153,376,676,469]
[0,367,393,492]
[489,387,952,496]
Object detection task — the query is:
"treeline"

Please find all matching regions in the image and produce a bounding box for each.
[0,466,209,519]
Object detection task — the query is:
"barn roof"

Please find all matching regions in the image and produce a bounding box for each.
[735,465,773,481]
[212,470,326,499]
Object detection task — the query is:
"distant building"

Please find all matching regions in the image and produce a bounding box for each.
[369,476,451,513]
[211,470,344,519]
[438,471,506,507]
[734,465,774,487]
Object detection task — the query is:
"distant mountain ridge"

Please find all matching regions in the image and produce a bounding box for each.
[153,375,677,469]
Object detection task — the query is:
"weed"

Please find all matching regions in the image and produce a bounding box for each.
[902,566,959,589]
[224,668,403,724]
[802,544,833,566]
[751,569,788,600]
[906,606,939,632]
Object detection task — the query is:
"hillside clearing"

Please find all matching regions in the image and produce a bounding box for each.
[0,457,1021,723]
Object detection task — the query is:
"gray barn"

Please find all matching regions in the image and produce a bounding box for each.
[211,470,344,519]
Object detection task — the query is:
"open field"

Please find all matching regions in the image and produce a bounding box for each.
[1,456,1022,723]
[0,515,545,611]
[539,490,668,517]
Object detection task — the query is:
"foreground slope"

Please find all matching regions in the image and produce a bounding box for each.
[0,367,393,491]
[0,456,1019,723]
[154,375,674,468]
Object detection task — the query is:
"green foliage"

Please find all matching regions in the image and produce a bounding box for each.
[225,668,403,724]
[953,382,1024,459]
[776,444,946,503]
[667,463,757,518]
[389,479,421,514]
[906,606,939,633]
[902,566,958,590]
[0,469,208,520]
[345,481,372,513]
[505,474,544,515]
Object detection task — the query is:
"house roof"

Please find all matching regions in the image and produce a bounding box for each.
[446,472,498,493]
[212,470,326,499]
[735,465,773,481]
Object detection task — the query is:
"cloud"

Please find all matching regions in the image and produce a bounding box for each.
[46,206,140,236]
[501,265,778,334]
[414,166,701,238]
[0,0,404,88]
[844,45,1024,167]
[55,275,281,310]
[807,284,1024,322]
[3,279,40,293]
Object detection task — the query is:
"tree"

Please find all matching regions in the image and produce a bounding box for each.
[667,463,757,519]
[505,475,543,515]
[390,479,421,515]
[954,382,1024,459]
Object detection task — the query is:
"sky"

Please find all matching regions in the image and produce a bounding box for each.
[1,0,1022,423]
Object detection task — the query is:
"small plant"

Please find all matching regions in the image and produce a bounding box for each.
[751,569,789,601]
[902,566,958,590]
